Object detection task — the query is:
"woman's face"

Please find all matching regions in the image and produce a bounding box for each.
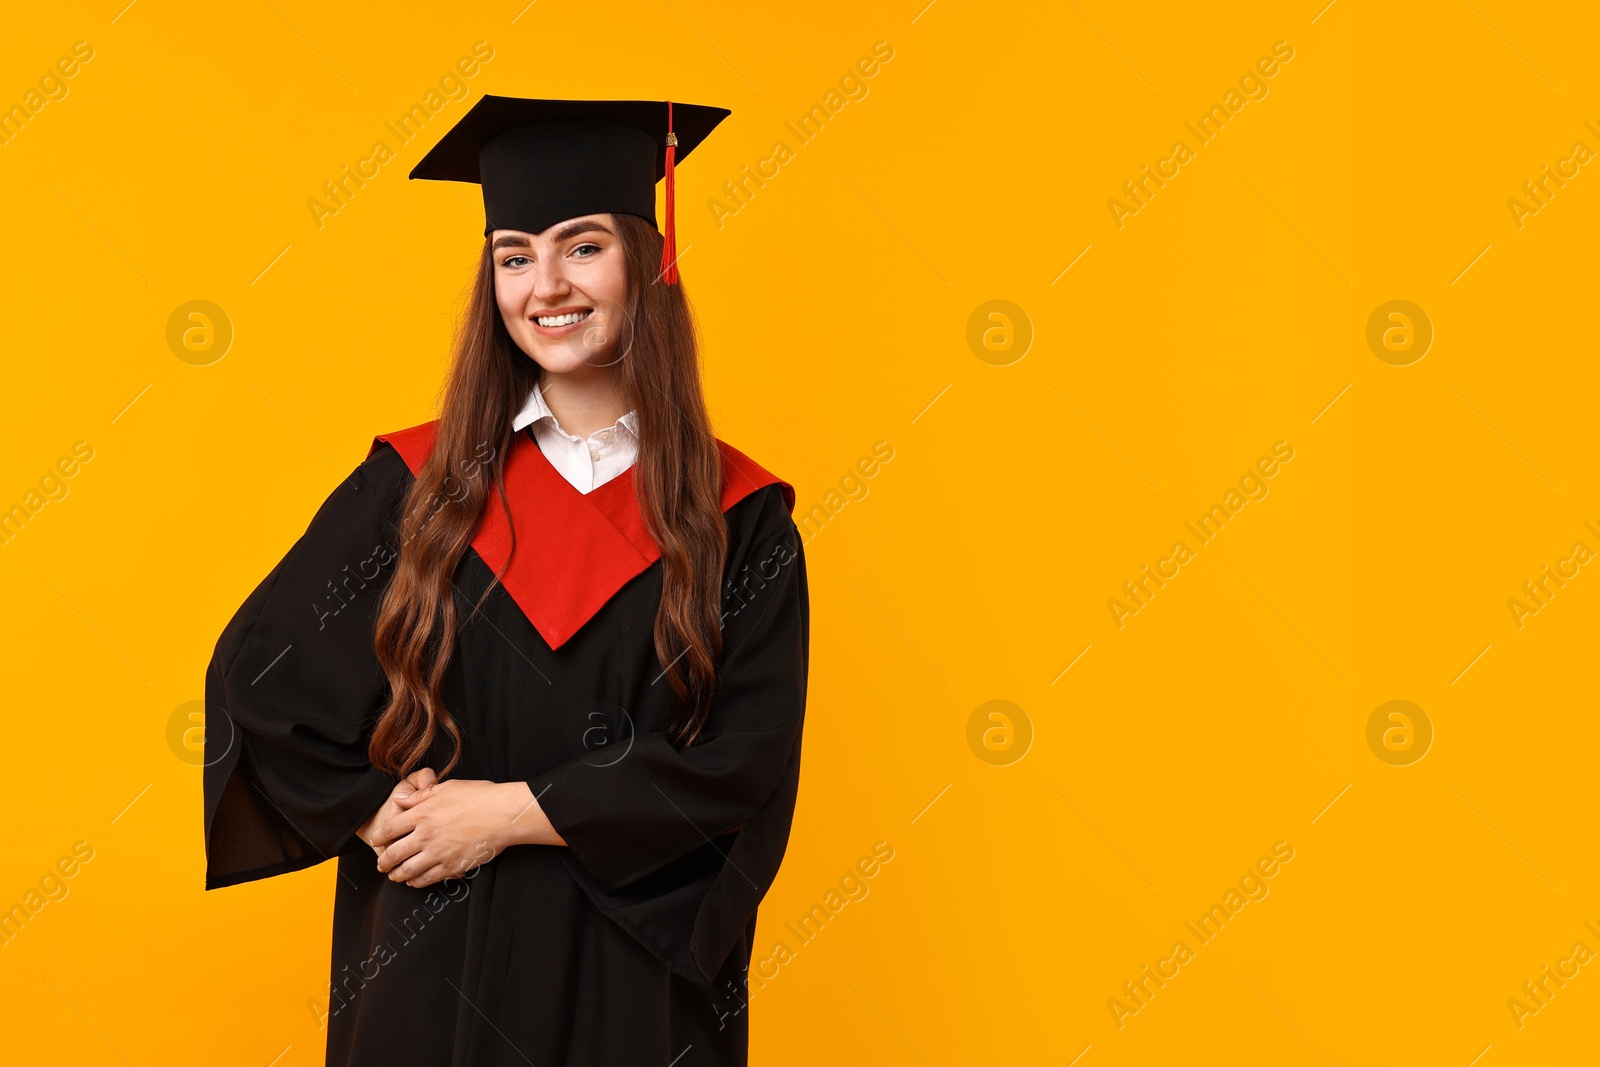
[493,213,630,376]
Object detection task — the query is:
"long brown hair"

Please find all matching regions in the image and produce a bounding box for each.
[368,213,728,777]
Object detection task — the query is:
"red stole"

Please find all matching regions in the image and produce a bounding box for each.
[367,421,793,650]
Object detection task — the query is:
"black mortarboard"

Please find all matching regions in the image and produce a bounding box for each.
[408,96,731,284]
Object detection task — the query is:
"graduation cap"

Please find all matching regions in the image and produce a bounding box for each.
[408,96,730,284]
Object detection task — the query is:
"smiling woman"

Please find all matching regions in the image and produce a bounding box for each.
[491,216,633,375]
[203,97,811,1067]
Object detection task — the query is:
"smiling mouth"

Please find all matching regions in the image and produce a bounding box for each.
[534,309,593,327]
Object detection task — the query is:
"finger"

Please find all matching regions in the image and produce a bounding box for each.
[409,766,439,789]
[381,806,425,840]
[407,863,451,889]
[375,831,424,873]
[389,850,435,883]
[392,787,431,809]
[370,808,421,847]
[399,780,452,809]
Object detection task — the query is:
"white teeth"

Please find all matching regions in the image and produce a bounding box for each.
[536,309,591,327]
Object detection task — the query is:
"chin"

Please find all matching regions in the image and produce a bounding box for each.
[527,345,615,376]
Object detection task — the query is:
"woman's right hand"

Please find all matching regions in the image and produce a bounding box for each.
[355,767,438,852]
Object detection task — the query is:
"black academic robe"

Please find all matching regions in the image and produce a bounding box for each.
[202,419,809,1066]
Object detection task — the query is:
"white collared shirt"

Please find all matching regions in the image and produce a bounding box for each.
[512,379,639,494]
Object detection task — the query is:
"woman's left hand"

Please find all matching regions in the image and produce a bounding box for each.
[370,779,534,888]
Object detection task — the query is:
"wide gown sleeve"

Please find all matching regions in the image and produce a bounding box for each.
[530,488,811,988]
[202,445,412,890]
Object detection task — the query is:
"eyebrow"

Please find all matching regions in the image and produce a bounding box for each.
[552,219,613,242]
[491,220,613,250]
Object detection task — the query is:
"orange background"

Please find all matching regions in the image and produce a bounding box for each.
[3,1,1598,1063]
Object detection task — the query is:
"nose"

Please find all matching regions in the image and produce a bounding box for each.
[530,254,571,304]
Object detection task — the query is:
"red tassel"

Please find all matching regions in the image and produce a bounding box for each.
[659,100,679,285]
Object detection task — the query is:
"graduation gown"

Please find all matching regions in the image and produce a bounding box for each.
[202,419,809,1066]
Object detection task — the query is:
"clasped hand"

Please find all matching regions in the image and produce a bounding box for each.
[355,769,562,889]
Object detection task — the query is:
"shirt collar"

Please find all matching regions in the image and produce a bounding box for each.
[513,379,639,437]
